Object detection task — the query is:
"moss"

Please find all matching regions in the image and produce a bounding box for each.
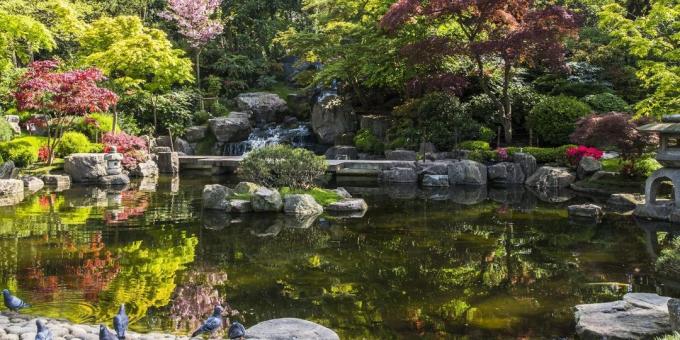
[279,187,342,206]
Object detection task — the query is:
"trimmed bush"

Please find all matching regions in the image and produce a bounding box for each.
[657,237,680,279]
[354,129,384,155]
[583,93,629,113]
[239,145,327,189]
[506,145,576,164]
[527,96,592,145]
[0,136,46,167]
[458,140,491,151]
[55,131,93,157]
[0,119,14,142]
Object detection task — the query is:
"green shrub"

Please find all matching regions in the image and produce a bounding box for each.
[527,96,592,145]
[73,113,117,140]
[0,119,14,142]
[458,140,491,151]
[55,131,93,157]
[0,136,45,167]
[280,187,342,206]
[507,145,575,164]
[633,156,662,177]
[583,93,629,113]
[656,237,680,279]
[238,145,327,189]
[354,129,384,155]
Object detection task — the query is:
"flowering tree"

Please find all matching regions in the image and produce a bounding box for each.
[14,60,118,164]
[381,0,580,143]
[160,0,224,91]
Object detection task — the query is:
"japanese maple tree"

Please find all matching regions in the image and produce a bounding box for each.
[14,60,118,164]
[381,0,580,143]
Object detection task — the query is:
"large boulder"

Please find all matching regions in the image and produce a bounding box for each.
[422,174,449,187]
[311,94,357,144]
[203,184,233,210]
[130,160,159,178]
[568,204,604,221]
[326,198,368,212]
[246,318,339,340]
[513,152,537,178]
[359,115,390,140]
[184,125,208,143]
[381,167,418,183]
[252,187,283,212]
[448,160,487,186]
[0,179,23,196]
[41,174,71,190]
[157,152,179,174]
[669,298,680,331]
[578,156,602,179]
[385,149,417,161]
[0,161,15,179]
[607,193,644,212]
[236,92,288,125]
[229,199,253,213]
[4,115,20,134]
[417,161,450,176]
[21,176,44,193]
[525,166,575,189]
[64,153,108,182]
[488,162,525,185]
[325,146,358,160]
[208,113,252,143]
[284,194,324,215]
[575,293,672,340]
[234,182,261,195]
[173,137,194,155]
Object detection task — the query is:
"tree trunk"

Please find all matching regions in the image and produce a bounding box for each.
[112,105,118,135]
[501,62,513,144]
[152,96,158,134]
[196,49,204,111]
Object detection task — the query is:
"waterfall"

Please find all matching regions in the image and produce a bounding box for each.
[222,123,314,156]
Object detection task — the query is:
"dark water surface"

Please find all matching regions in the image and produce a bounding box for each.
[0,176,674,338]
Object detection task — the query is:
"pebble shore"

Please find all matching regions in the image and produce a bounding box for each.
[0,312,190,340]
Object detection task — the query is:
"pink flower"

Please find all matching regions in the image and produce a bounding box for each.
[566,145,604,166]
[102,132,149,171]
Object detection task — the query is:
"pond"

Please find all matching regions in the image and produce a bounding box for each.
[0,175,673,338]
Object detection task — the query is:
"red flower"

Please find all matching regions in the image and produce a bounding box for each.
[566,145,604,166]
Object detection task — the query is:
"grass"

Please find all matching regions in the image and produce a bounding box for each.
[23,158,64,175]
[601,158,623,172]
[279,187,342,206]
[658,333,680,340]
[229,192,253,200]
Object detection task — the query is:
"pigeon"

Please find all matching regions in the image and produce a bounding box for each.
[35,319,52,340]
[2,289,29,312]
[99,324,118,340]
[191,305,224,338]
[228,322,246,339]
[113,304,129,338]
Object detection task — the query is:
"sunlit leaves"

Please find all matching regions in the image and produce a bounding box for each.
[0,11,55,71]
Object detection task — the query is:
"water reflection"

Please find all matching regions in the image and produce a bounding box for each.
[0,178,668,338]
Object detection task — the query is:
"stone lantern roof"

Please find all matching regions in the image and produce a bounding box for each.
[638,114,680,133]
[638,115,680,168]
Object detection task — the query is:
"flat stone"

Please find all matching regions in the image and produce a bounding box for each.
[40,175,71,190]
[417,161,450,176]
[325,198,368,212]
[607,193,644,211]
[245,318,339,340]
[381,167,417,183]
[422,174,449,187]
[385,149,417,161]
[568,204,604,220]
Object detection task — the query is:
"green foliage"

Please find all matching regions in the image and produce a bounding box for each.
[279,187,342,206]
[583,93,629,112]
[528,96,592,145]
[0,10,55,71]
[238,145,327,189]
[465,83,545,127]
[656,237,680,279]
[0,119,14,142]
[55,131,92,157]
[506,145,576,165]
[73,113,117,139]
[458,141,491,152]
[632,155,662,177]
[354,129,384,155]
[0,136,45,167]
[119,89,197,135]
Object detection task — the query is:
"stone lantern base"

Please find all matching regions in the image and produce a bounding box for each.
[634,168,680,222]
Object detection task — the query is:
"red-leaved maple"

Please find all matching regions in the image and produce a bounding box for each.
[14,60,118,164]
[381,0,580,143]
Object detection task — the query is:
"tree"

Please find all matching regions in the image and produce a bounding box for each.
[13,60,118,164]
[160,0,223,96]
[598,0,679,118]
[0,11,55,71]
[381,0,580,143]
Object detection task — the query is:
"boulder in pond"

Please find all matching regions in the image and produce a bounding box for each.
[252,187,283,212]
[607,193,644,212]
[487,162,525,185]
[568,204,604,220]
[157,152,179,174]
[64,153,108,182]
[417,161,450,176]
[578,156,602,179]
[311,94,357,144]
[325,146,358,160]
[21,176,44,193]
[284,194,324,215]
[229,199,253,213]
[130,159,159,178]
[325,198,368,212]
[669,298,680,331]
[234,182,260,195]
[448,160,487,186]
[0,161,15,179]
[236,92,288,125]
[184,126,208,143]
[245,318,339,340]
[208,113,252,143]
[41,174,70,190]
[385,149,417,161]
[333,187,352,199]
[203,184,233,210]
[98,174,131,186]
[0,179,23,196]
[381,167,417,183]
[422,174,450,187]
[512,152,537,178]
[525,166,575,189]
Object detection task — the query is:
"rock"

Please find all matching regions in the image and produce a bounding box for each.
[568,204,604,220]
[525,166,575,189]
[359,115,390,140]
[251,187,283,212]
[174,137,194,155]
[311,94,357,144]
[325,198,368,212]
[385,149,417,161]
[284,194,324,215]
[98,174,130,186]
[333,132,355,146]
[417,161,451,176]
[234,182,260,195]
[21,176,44,193]
[203,184,232,210]
[229,199,252,213]
[333,187,352,199]
[4,115,20,134]
[0,179,23,196]
[512,153,537,178]
[325,146,358,160]
[64,154,108,182]
[607,193,644,211]
[208,113,252,143]
[381,167,418,183]
[130,160,159,178]
[578,156,602,179]
[236,92,288,125]
[422,174,450,187]
[0,161,15,179]
[157,152,179,174]
[184,126,208,143]
[575,293,672,340]
[448,160,488,186]
[488,162,525,185]
[40,174,70,190]
[669,298,680,331]
[153,146,172,153]
[246,318,339,340]
[419,142,437,154]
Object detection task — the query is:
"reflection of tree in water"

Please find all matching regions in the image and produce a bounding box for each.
[169,269,230,333]
[105,190,150,225]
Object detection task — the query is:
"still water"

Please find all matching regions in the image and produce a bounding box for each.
[0,176,674,338]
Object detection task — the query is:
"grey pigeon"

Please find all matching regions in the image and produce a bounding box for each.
[35,319,52,340]
[113,304,128,338]
[191,305,224,337]
[99,324,117,340]
[228,322,246,339]
[2,289,29,312]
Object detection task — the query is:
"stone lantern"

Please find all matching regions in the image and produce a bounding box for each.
[635,115,680,222]
[104,146,124,176]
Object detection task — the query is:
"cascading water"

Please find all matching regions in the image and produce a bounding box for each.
[222,123,315,156]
